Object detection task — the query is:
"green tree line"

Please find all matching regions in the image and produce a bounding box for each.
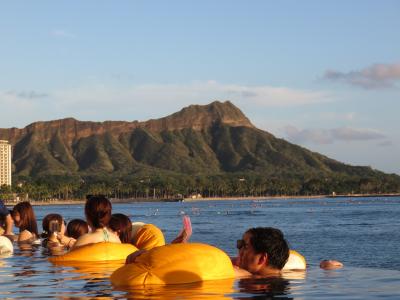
[1,173,400,202]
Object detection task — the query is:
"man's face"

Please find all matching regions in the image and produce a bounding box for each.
[237,232,264,274]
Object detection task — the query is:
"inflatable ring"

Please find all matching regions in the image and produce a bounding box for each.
[0,236,13,255]
[111,243,235,286]
[49,242,138,263]
[133,223,165,250]
[282,250,307,270]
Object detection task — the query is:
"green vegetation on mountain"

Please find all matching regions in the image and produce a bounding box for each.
[1,101,399,200]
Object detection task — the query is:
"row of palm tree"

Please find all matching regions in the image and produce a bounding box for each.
[1,173,399,202]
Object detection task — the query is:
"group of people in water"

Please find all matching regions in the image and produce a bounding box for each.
[0,195,191,254]
[0,195,342,279]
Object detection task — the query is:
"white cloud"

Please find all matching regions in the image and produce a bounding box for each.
[225,84,330,106]
[1,81,331,127]
[6,90,48,99]
[323,62,400,89]
[52,80,331,109]
[284,125,386,145]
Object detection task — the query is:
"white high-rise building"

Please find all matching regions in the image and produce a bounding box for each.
[0,140,12,186]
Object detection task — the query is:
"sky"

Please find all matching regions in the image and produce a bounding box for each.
[1,1,399,174]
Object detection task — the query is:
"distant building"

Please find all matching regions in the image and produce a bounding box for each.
[0,140,12,186]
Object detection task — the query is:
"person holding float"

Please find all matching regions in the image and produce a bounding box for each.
[111,227,289,286]
[41,214,65,248]
[49,195,136,263]
[60,219,89,249]
[109,213,191,251]
[111,226,343,287]
[73,195,120,248]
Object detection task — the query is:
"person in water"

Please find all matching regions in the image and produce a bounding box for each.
[0,200,13,237]
[126,226,343,275]
[41,213,65,248]
[109,213,192,246]
[11,201,39,243]
[72,195,120,248]
[232,227,343,275]
[53,218,89,249]
[109,213,133,243]
[232,227,290,277]
[125,226,289,277]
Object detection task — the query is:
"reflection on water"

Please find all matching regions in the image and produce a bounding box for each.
[117,279,236,300]
[1,197,400,298]
[236,277,292,300]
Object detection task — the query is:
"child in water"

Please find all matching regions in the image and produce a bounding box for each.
[57,219,89,249]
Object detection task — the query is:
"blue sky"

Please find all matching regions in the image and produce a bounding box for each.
[1,1,399,174]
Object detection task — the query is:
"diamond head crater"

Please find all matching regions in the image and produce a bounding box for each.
[1,101,399,202]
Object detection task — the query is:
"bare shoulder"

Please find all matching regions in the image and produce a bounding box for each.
[18,230,33,242]
[233,266,252,278]
[73,232,96,248]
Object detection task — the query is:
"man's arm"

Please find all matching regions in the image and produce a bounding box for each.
[4,214,13,235]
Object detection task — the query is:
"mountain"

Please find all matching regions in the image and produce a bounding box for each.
[0,101,398,187]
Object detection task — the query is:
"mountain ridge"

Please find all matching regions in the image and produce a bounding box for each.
[0,101,398,187]
[0,101,253,146]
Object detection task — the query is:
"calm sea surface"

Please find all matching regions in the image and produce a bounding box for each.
[1,197,400,299]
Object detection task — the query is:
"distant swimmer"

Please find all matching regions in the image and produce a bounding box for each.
[320,260,344,270]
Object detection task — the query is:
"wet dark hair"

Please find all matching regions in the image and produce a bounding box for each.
[12,201,39,237]
[66,219,89,239]
[84,195,112,229]
[41,213,63,238]
[246,227,289,270]
[109,213,132,243]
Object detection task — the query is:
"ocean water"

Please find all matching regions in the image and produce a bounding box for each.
[1,197,400,299]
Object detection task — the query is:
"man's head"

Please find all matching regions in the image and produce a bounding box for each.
[237,227,289,275]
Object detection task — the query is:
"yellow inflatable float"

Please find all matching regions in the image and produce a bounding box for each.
[133,223,166,250]
[111,243,235,286]
[282,250,307,270]
[49,242,137,263]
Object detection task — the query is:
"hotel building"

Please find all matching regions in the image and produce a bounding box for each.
[0,140,12,186]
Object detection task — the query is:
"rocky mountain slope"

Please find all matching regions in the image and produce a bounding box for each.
[0,101,393,180]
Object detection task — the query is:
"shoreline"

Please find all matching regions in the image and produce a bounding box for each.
[4,193,400,206]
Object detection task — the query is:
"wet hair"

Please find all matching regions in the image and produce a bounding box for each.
[41,213,63,238]
[245,227,289,270]
[84,195,112,229]
[66,219,89,239]
[109,213,132,243]
[12,201,39,237]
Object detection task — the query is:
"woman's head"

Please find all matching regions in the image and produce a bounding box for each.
[109,213,132,243]
[84,195,112,229]
[42,213,64,238]
[12,202,38,236]
[66,219,89,239]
